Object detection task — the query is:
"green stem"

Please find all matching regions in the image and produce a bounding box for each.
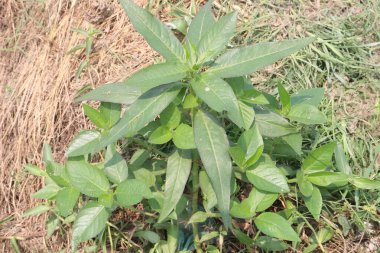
[191,156,202,253]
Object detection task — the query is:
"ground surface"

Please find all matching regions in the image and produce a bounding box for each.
[0,0,379,252]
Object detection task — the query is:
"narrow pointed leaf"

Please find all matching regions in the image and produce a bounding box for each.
[303,142,336,173]
[303,187,322,220]
[83,104,108,129]
[208,37,315,78]
[307,172,349,187]
[255,107,297,137]
[194,110,232,227]
[334,143,352,175]
[187,1,215,46]
[159,149,192,222]
[351,177,380,189]
[120,0,186,62]
[99,102,121,128]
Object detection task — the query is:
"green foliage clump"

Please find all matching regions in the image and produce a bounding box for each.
[26,0,380,252]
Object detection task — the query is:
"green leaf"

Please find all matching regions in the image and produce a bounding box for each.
[191,74,243,128]
[43,142,54,163]
[66,130,101,157]
[135,230,160,244]
[67,161,110,197]
[196,11,237,63]
[233,229,254,246]
[104,147,128,184]
[297,170,314,197]
[208,37,315,78]
[24,164,47,177]
[334,143,352,175]
[238,101,255,130]
[254,212,300,242]
[188,211,219,224]
[350,177,380,189]
[291,88,325,107]
[288,104,326,125]
[32,184,60,199]
[186,0,215,47]
[148,126,173,144]
[72,204,109,250]
[159,149,192,222]
[303,142,336,173]
[255,107,297,137]
[83,104,108,129]
[99,102,121,128]
[56,187,80,217]
[120,0,186,62]
[183,92,199,109]
[200,231,220,243]
[23,205,50,217]
[115,179,151,207]
[45,161,70,186]
[199,170,217,211]
[160,103,181,129]
[303,187,322,220]
[237,124,264,167]
[307,172,349,187]
[129,149,150,169]
[172,124,196,149]
[133,168,156,187]
[255,236,289,252]
[277,82,291,113]
[269,133,303,159]
[194,110,232,227]
[246,164,289,193]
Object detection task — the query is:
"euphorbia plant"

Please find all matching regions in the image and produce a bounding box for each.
[26,0,380,252]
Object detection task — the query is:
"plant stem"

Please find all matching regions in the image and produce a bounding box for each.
[191,156,202,253]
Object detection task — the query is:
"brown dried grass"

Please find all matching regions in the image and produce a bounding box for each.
[0,0,154,251]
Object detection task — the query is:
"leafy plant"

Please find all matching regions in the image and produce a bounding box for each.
[26,0,380,252]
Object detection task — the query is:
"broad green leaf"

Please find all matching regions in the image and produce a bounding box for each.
[160,103,181,129]
[76,84,182,156]
[254,212,300,242]
[196,11,237,63]
[350,177,380,189]
[56,187,80,217]
[246,164,289,193]
[32,184,60,199]
[297,171,313,197]
[237,124,264,167]
[288,104,326,125]
[256,236,289,252]
[303,142,336,173]
[186,0,215,47]
[45,161,70,186]
[159,149,192,222]
[194,110,232,227]
[24,164,47,177]
[238,101,255,130]
[277,83,291,113]
[183,92,199,109]
[229,146,245,168]
[115,179,151,207]
[104,147,128,184]
[67,161,110,197]
[199,170,217,211]
[200,231,220,243]
[99,102,121,128]
[188,211,219,224]
[133,168,156,187]
[291,88,325,107]
[23,205,50,217]
[83,104,108,129]
[255,190,278,212]
[225,76,252,97]
[303,187,322,220]
[135,231,160,244]
[307,172,349,187]
[172,124,196,149]
[66,130,101,157]
[255,107,297,137]
[148,126,172,144]
[230,199,251,219]
[120,0,186,62]
[72,204,109,250]
[129,149,150,169]
[191,74,244,128]
[334,143,352,175]
[98,192,114,208]
[208,37,315,78]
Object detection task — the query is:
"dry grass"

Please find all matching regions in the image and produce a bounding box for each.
[0,0,156,251]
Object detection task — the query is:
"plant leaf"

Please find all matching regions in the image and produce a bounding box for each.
[194,110,232,227]
[256,236,289,252]
[83,104,108,129]
[350,177,380,189]
[288,104,326,125]
[104,147,128,184]
[297,170,314,197]
[334,142,352,175]
[99,102,121,128]
[246,164,289,193]
[208,37,315,78]
[23,205,50,217]
[199,170,217,211]
[255,107,297,137]
[120,0,186,62]
[191,74,244,128]
[32,184,60,199]
[303,142,336,173]
[67,160,110,197]
[277,82,291,113]
[303,187,322,220]
[196,11,237,63]
[307,172,349,187]
[291,88,325,107]
[72,204,109,250]
[159,149,192,222]
[254,212,300,242]
[115,179,152,207]
[135,231,160,244]
[148,126,173,144]
[237,124,264,167]
[66,130,101,157]
[188,211,219,224]
[56,187,80,217]
[160,103,182,129]
[186,0,215,47]
[172,124,196,149]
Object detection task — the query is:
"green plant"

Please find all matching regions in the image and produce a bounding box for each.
[26,0,380,252]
